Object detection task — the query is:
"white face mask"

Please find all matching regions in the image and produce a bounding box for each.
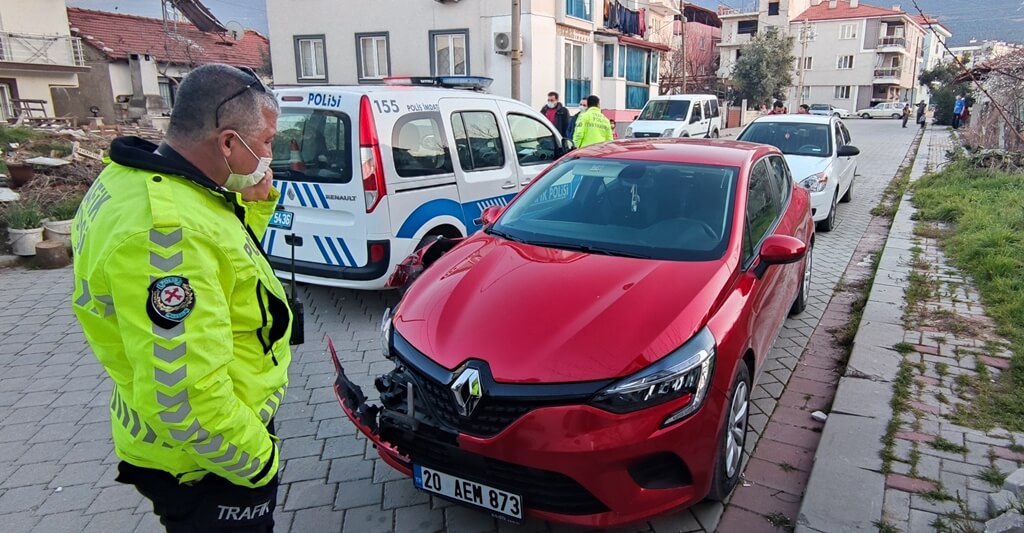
[223,133,272,191]
[546,102,557,108]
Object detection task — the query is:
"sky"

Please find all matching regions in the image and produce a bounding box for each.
[66,0,1023,46]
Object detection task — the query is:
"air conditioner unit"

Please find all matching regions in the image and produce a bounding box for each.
[494,32,513,54]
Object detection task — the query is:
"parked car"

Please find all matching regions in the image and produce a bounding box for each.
[329,138,815,527]
[809,103,851,118]
[736,115,859,231]
[625,94,723,139]
[268,76,570,290]
[856,101,904,119]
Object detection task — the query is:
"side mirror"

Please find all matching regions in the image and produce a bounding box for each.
[475,205,502,227]
[837,145,860,157]
[759,235,807,267]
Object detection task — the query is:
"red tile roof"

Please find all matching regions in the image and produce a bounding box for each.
[792,0,904,22]
[67,7,267,68]
[911,15,951,34]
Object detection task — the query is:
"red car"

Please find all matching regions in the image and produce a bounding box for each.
[330,138,814,527]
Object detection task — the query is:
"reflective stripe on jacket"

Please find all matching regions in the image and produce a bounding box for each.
[572,107,614,148]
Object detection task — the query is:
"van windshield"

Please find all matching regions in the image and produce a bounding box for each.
[638,100,690,121]
[272,109,353,183]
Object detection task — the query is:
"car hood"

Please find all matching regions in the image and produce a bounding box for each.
[629,119,685,133]
[394,234,734,383]
[784,154,833,182]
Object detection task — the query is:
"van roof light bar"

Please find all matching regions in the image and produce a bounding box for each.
[383,76,493,91]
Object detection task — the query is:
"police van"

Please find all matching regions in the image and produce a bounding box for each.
[266,77,570,289]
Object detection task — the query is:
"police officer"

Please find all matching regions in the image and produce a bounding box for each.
[71,64,292,532]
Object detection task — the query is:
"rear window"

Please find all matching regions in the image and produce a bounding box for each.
[272,109,353,183]
[810,104,828,110]
[638,100,690,121]
[392,113,453,177]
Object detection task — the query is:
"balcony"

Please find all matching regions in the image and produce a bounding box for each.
[719,33,753,47]
[873,67,905,84]
[877,36,908,53]
[0,32,87,72]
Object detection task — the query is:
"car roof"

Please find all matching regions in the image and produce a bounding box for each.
[748,115,834,125]
[571,138,778,168]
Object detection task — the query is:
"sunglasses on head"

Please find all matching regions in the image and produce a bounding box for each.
[214,67,270,129]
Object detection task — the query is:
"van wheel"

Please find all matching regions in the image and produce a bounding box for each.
[710,129,719,138]
[415,234,445,252]
[707,362,751,501]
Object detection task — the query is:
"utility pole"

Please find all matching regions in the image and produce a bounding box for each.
[796,20,812,105]
[680,1,687,94]
[511,0,522,101]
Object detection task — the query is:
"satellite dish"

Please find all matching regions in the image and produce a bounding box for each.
[225,21,245,41]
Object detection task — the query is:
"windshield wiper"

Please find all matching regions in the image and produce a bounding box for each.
[486,228,525,243]
[528,241,653,259]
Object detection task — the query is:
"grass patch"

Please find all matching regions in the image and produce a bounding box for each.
[0,126,38,145]
[779,462,796,473]
[873,519,902,533]
[979,464,1007,488]
[872,158,916,219]
[1009,443,1024,454]
[894,342,915,354]
[936,362,950,379]
[765,512,795,531]
[930,437,968,454]
[935,392,949,404]
[920,487,956,502]
[912,161,1024,431]
[881,359,917,473]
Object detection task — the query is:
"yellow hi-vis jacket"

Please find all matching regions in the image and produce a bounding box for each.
[572,107,614,148]
[71,137,292,488]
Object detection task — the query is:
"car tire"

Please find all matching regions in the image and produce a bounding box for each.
[707,363,751,501]
[790,240,812,316]
[861,113,871,119]
[816,190,839,232]
[840,176,854,203]
[710,129,719,138]
[833,112,841,118]
[891,113,902,119]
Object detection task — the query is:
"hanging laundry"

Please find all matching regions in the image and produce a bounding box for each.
[639,8,647,37]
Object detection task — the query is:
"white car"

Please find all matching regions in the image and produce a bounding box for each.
[856,101,905,119]
[736,115,859,232]
[809,103,851,118]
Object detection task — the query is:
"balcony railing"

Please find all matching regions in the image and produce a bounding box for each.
[0,32,86,68]
[719,33,753,46]
[878,36,907,49]
[873,67,904,81]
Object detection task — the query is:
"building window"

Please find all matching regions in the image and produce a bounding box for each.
[649,52,660,85]
[564,42,590,105]
[158,78,175,108]
[624,46,652,109]
[355,32,390,82]
[834,85,852,99]
[836,55,854,69]
[566,0,592,21]
[618,44,626,78]
[294,35,327,81]
[700,37,706,50]
[0,83,13,120]
[768,2,780,16]
[796,57,812,70]
[737,20,758,35]
[799,86,810,100]
[430,30,469,76]
[840,23,858,40]
[603,44,615,77]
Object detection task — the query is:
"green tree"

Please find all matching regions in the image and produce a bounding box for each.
[731,30,795,107]
[919,63,972,126]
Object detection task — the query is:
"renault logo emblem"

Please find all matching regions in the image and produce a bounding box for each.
[450,368,483,417]
[287,188,296,201]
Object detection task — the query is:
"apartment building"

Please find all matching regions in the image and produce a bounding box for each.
[266,0,678,122]
[913,15,951,104]
[945,40,1023,68]
[790,0,925,111]
[0,0,86,120]
[716,0,814,79]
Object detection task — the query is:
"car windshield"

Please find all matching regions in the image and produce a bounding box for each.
[810,104,827,110]
[489,158,737,261]
[638,100,691,121]
[737,122,832,158]
[271,109,353,183]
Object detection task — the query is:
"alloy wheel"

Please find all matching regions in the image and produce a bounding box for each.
[725,380,749,478]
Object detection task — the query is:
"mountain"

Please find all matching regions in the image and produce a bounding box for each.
[692,0,1023,45]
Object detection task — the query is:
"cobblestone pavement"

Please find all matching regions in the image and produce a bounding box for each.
[0,120,915,533]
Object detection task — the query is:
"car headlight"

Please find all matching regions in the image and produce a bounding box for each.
[591,327,716,426]
[625,127,633,138]
[663,128,676,137]
[800,172,829,193]
[380,307,393,357]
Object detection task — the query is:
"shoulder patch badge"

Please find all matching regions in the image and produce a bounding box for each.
[147,276,195,329]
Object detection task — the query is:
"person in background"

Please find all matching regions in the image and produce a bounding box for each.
[960,102,971,128]
[540,91,570,138]
[797,104,810,114]
[572,95,614,149]
[916,100,927,129]
[609,119,619,139]
[758,103,769,115]
[768,101,788,115]
[952,94,965,129]
[902,103,911,128]
[566,98,587,143]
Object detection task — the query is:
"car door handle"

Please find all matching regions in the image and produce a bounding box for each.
[520,180,531,186]
[501,182,516,190]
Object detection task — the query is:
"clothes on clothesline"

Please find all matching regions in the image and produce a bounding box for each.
[603,0,647,38]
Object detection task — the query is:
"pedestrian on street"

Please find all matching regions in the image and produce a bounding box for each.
[71,64,293,532]
[540,91,570,138]
[916,100,927,129]
[797,104,810,114]
[902,103,911,128]
[573,95,614,149]
[566,99,587,143]
[768,101,788,115]
[952,94,965,129]
[960,104,971,128]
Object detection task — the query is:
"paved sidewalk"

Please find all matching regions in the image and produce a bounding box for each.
[798,128,1024,532]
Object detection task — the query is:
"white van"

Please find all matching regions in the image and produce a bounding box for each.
[266,77,569,290]
[625,94,722,139]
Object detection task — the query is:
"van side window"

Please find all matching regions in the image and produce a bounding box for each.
[710,99,720,118]
[506,114,558,166]
[703,100,711,120]
[451,111,506,172]
[272,109,353,184]
[392,113,453,177]
[691,103,703,123]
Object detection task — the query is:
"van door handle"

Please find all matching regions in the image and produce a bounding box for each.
[520,181,531,186]
[501,182,516,190]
